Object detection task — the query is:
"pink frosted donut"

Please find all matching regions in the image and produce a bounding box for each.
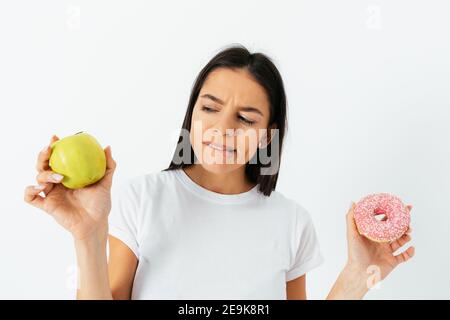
[353,193,410,243]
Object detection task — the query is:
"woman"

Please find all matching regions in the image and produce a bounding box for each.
[24,45,414,300]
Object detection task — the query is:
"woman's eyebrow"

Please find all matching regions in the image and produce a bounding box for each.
[200,93,225,104]
[238,106,263,116]
[200,93,264,116]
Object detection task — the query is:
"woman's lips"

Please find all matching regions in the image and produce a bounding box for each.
[202,141,236,155]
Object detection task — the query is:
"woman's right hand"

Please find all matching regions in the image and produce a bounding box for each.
[24,135,117,241]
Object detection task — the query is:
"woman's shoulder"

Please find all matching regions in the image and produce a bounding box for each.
[267,189,313,222]
[114,168,179,196]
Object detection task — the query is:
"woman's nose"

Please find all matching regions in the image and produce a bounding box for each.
[212,127,235,136]
[211,116,236,136]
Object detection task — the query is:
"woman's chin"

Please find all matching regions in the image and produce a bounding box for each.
[198,163,242,175]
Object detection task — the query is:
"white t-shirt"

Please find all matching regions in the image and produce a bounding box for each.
[108,168,324,299]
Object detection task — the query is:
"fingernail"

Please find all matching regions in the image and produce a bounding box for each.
[34,185,45,190]
[41,146,49,153]
[51,173,64,182]
[349,201,354,209]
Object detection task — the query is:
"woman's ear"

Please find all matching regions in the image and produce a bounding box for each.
[259,123,277,148]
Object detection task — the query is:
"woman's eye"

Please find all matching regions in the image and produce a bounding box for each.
[238,115,255,126]
[201,105,217,113]
[201,106,254,125]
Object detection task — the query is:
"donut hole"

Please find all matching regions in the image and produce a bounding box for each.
[374,208,388,221]
[374,213,387,221]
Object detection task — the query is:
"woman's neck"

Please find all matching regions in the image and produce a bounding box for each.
[182,165,256,195]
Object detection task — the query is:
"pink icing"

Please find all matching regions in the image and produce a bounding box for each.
[353,193,410,242]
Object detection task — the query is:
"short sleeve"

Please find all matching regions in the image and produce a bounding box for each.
[108,179,140,259]
[286,205,324,281]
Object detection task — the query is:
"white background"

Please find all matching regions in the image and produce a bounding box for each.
[0,0,449,299]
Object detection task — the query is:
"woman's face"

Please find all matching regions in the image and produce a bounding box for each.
[190,67,273,175]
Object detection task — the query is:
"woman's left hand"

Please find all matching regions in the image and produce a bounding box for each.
[345,202,415,288]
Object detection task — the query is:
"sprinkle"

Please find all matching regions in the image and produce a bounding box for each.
[353,193,410,242]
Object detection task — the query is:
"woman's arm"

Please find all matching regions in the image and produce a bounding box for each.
[107,235,138,299]
[286,269,367,300]
[327,202,414,299]
[287,203,415,300]
[326,264,368,299]
[23,135,120,300]
[75,225,112,300]
[75,234,138,300]
[286,275,307,299]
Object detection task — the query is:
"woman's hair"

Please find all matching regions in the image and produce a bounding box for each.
[163,44,288,196]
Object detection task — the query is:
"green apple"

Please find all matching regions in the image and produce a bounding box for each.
[49,132,107,189]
